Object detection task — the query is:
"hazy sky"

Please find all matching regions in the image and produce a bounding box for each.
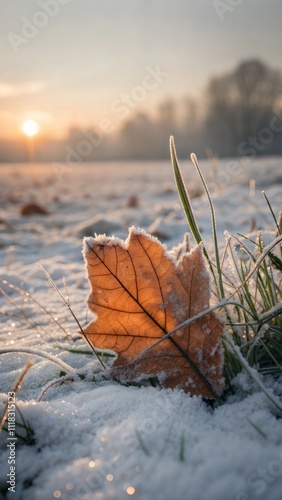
[0,0,281,139]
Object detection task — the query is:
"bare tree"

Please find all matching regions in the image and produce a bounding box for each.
[205,60,282,155]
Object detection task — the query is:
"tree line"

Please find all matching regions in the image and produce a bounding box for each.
[1,59,282,162]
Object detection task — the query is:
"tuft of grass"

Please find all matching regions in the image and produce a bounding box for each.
[170,137,282,411]
[3,405,36,446]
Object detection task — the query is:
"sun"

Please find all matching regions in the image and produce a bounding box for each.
[22,120,39,137]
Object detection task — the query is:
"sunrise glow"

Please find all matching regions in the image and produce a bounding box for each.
[22,120,39,137]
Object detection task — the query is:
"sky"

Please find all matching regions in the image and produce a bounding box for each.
[0,0,282,140]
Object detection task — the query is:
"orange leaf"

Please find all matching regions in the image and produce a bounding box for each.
[83,227,224,398]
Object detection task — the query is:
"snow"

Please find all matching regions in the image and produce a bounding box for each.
[0,158,282,499]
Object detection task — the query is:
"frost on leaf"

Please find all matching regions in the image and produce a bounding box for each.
[83,227,224,398]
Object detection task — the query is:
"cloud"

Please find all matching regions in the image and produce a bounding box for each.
[0,82,46,98]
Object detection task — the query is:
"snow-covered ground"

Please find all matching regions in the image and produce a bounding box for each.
[0,157,282,500]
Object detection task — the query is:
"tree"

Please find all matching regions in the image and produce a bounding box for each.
[205,59,282,155]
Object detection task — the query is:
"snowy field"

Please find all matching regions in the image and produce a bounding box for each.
[0,157,282,500]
